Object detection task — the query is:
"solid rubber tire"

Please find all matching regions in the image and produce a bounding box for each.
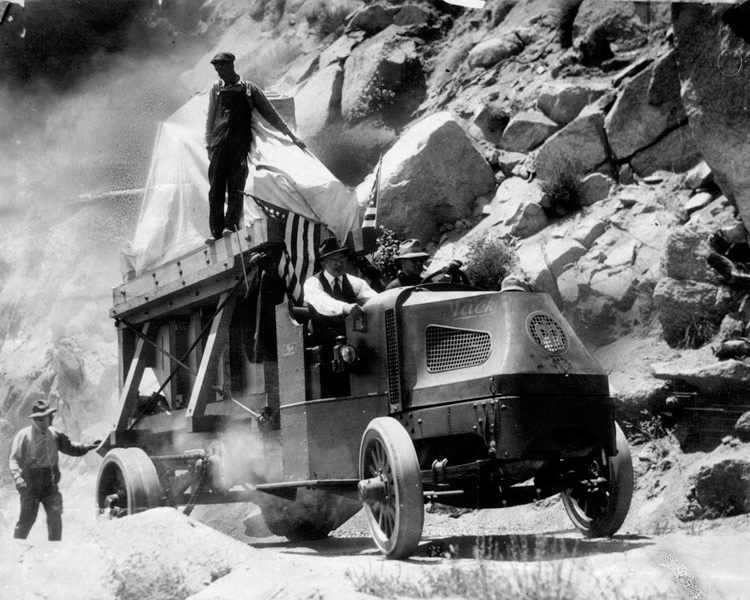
[561,422,634,537]
[359,416,424,559]
[96,447,162,515]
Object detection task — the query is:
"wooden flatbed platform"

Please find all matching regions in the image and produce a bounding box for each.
[111,219,269,324]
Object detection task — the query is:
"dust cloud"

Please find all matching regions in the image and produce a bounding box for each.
[0,0,206,215]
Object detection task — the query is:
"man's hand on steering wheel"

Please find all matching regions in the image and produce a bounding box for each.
[420,260,470,285]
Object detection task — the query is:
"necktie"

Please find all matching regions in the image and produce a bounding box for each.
[333,277,343,299]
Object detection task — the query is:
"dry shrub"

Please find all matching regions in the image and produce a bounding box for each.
[347,536,689,599]
[464,236,517,291]
[540,162,584,219]
[304,0,356,39]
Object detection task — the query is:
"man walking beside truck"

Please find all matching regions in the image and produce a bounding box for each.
[205,51,305,242]
[8,399,99,541]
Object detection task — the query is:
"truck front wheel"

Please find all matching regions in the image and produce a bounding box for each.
[96,447,162,516]
[359,417,424,559]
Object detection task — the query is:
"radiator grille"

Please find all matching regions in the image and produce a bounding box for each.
[385,309,401,403]
[527,312,568,354]
[426,325,491,373]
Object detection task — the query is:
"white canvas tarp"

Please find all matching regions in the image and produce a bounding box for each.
[123,91,358,275]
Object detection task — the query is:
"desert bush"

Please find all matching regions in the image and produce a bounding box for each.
[304,0,355,39]
[678,315,716,349]
[464,236,517,291]
[540,162,584,219]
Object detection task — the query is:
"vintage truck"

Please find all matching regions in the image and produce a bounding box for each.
[97,220,633,559]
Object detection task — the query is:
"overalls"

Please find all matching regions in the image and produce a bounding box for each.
[207,87,253,239]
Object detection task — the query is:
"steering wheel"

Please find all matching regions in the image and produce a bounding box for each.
[420,261,470,286]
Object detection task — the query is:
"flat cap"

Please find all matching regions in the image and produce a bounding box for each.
[210,51,235,64]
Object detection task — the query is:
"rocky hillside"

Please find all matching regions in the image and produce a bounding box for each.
[2,0,750,535]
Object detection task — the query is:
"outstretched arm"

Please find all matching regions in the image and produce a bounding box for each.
[249,83,306,149]
[54,429,94,457]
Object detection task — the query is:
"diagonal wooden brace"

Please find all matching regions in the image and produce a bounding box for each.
[185,292,236,431]
[114,321,153,433]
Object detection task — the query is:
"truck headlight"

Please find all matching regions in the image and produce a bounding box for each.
[339,345,358,365]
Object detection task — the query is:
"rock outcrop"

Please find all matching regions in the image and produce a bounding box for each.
[676,445,750,521]
[672,3,750,233]
[604,50,687,162]
[535,105,610,180]
[356,112,495,243]
[340,26,424,124]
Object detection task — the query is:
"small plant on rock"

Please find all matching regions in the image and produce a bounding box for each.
[464,236,517,291]
[371,228,403,282]
[679,315,716,349]
[540,162,584,219]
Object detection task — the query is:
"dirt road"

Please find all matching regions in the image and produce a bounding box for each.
[1,479,748,600]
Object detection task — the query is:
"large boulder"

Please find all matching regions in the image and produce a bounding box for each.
[660,224,722,285]
[604,50,687,161]
[653,350,750,395]
[629,125,701,177]
[672,3,750,235]
[676,448,750,521]
[534,105,610,180]
[573,0,671,53]
[345,4,393,34]
[652,277,735,347]
[340,26,424,123]
[537,81,610,125]
[467,31,525,69]
[500,110,559,153]
[356,112,494,243]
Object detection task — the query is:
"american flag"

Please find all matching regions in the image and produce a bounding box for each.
[362,157,382,229]
[252,196,323,305]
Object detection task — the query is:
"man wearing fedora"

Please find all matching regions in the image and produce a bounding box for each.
[304,238,376,396]
[8,399,99,541]
[386,239,430,290]
[304,237,377,319]
[205,51,305,242]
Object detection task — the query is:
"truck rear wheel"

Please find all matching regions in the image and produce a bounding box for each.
[96,447,162,516]
[561,422,633,537]
[359,417,424,559]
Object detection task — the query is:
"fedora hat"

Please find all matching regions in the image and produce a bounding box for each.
[210,51,235,65]
[29,399,57,419]
[396,239,429,261]
[318,237,349,261]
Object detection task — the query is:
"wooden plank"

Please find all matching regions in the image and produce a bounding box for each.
[186,310,203,393]
[112,219,268,312]
[185,292,237,431]
[276,304,310,480]
[114,322,153,433]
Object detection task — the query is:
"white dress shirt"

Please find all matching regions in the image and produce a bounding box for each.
[303,271,377,317]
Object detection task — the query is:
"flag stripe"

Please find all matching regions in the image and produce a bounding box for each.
[253,195,322,306]
[362,157,381,229]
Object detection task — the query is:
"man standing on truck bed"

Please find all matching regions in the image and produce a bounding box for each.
[205,51,305,242]
[8,399,99,541]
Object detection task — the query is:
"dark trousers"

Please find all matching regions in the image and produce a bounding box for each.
[14,468,63,541]
[208,142,250,239]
